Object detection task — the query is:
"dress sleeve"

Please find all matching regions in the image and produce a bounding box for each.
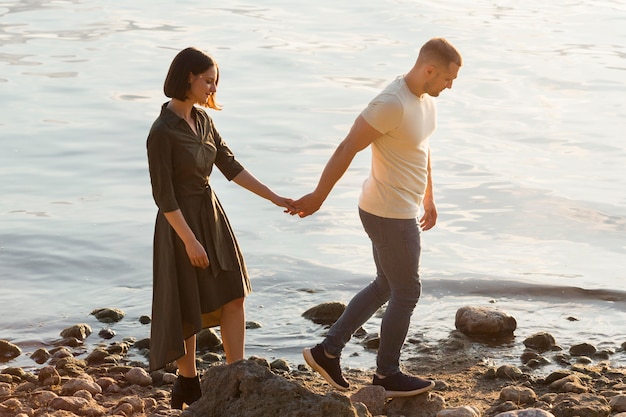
[210,117,245,181]
[147,125,179,212]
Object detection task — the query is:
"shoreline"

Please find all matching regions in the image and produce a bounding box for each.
[1,316,625,416]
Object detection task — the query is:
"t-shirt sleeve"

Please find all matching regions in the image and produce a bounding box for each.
[360,93,403,135]
[146,126,179,212]
[209,117,245,181]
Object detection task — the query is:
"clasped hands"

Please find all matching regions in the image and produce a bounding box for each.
[276,192,324,218]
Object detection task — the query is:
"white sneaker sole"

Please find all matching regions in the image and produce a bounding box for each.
[302,348,349,392]
[382,380,435,398]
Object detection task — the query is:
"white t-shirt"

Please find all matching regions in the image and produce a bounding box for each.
[358,76,437,219]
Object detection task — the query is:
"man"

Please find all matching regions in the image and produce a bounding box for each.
[292,38,462,397]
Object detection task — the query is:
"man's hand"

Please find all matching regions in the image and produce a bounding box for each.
[292,192,325,218]
[419,197,437,231]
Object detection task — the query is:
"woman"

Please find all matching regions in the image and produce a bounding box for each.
[146,47,294,409]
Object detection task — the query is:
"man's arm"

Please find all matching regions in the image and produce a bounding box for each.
[293,115,382,217]
[419,148,438,231]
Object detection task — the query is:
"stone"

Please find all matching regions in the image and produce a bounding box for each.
[30,348,50,364]
[383,392,446,417]
[196,328,222,352]
[270,358,290,372]
[551,393,610,417]
[60,323,92,341]
[139,315,152,324]
[523,332,556,352]
[610,395,626,413]
[0,340,21,361]
[182,359,367,417]
[38,365,61,386]
[495,409,555,417]
[98,328,116,339]
[125,367,152,386]
[350,385,386,416]
[302,301,347,325]
[437,405,481,417]
[569,342,597,357]
[455,306,517,338]
[61,377,103,396]
[91,307,125,323]
[499,386,537,405]
[495,365,524,380]
[549,374,588,393]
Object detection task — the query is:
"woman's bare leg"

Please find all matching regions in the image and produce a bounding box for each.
[220,297,246,363]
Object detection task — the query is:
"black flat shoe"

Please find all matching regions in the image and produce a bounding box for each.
[171,374,202,409]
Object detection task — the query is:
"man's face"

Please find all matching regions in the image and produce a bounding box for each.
[426,62,460,97]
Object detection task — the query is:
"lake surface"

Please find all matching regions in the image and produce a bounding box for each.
[1,0,625,372]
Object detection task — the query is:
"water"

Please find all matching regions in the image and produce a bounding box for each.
[1,0,625,372]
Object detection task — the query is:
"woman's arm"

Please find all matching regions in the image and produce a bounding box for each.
[163,210,209,269]
[232,169,295,211]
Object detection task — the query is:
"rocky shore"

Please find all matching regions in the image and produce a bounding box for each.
[1,305,625,417]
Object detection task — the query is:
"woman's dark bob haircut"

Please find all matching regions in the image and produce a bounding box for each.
[164,47,221,110]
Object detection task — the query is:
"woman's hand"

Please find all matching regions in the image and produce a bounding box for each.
[184,238,210,269]
[271,195,297,213]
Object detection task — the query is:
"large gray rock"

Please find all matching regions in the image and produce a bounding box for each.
[182,360,368,417]
[455,306,517,338]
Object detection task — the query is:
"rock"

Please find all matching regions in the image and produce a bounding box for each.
[91,307,125,323]
[38,365,61,386]
[549,374,588,393]
[201,352,222,363]
[139,315,152,325]
[383,392,446,417]
[437,405,481,417]
[0,382,12,396]
[454,306,517,338]
[30,348,50,364]
[98,328,116,339]
[87,348,110,365]
[362,334,380,349]
[495,365,524,380]
[182,359,367,417]
[134,338,150,350]
[350,385,386,416]
[126,367,152,386]
[569,342,597,357]
[31,390,58,407]
[495,409,555,417]
[61,376,103,396]
[270,358,290,372]
[248,356,270,368]
[0,340,21,361]
[60,323,93,341]
[302,302,347,325]
[48,396,93,414]
[196,328,222,352]
[551,393,610,417]
[611,395,626,413]
[523,332,556,352]
[246,321,262,329]
[499,386,537,405]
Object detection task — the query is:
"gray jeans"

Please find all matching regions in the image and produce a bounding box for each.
[322,208,422,376]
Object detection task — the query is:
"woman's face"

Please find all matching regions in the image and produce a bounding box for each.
[188,66,218,104]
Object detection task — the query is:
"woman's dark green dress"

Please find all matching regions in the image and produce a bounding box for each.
[146,103,251,371]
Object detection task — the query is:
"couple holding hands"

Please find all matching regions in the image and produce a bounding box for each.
[146,38,462,409]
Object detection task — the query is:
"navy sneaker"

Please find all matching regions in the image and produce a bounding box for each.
[303,344,350,391]
[373,371,434,397]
